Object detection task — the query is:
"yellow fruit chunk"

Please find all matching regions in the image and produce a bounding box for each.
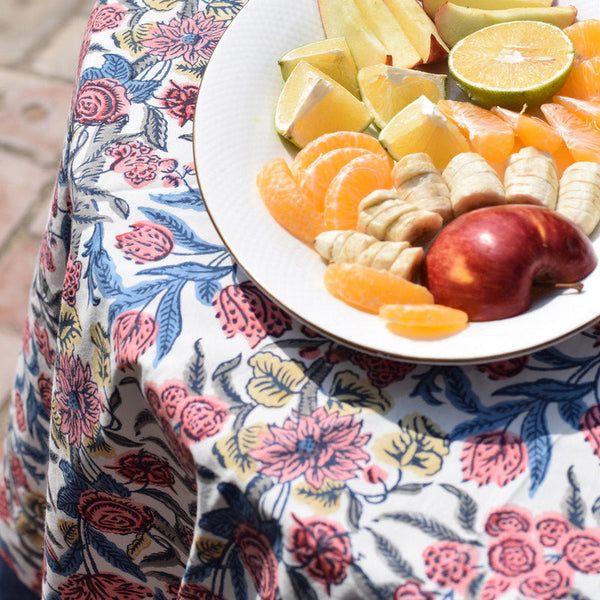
[448,21,575,110]
[274,61,372,148]
[323,262,433,314]
[379,95,470,169]
[358,64,447,129]
[278,37,360,97]
[379,304,469,339]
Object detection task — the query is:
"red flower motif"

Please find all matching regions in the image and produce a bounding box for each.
[477,356,529,380]
[485,507,531,537]
[74,78,131,125]
[535,514,570,547]
[479,576,511,600]
[106,142,171,188]
[54,352,102,446]
[157,80,199,126]
[14,389,26,432]
[108,450,175,488]
[235,523,279,600]
[38,373,52,415]
[62,254,82,307]
[34,320,55,368]
[115,221,174,264]
[143,13,227,65]
[113,310,158,370]
[581,404,600,458]
[488,535,539,577]
[363,464,388,484]
[249,407,370,489]
[57,572,153,600]
[89,4,127,31]
[180,395,229,443]
[423,541,477,591]
[147,379,188,420]
[461,430,527,486]
[563,532,600,573]
[0,486,11,523]
[393,580,435,600]
[288,515,352,593]
[39,230,56,273]
[350,351,416,388]
[176,582,225,600]
[213,281,292,348]
[518,565,571,600]
[79,490,154,534]
[9,453,27,489]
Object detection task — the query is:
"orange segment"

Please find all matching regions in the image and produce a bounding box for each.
[437,100,514,164]
[553,95,600,127]
[558,56,600,100]
[491,105,563,154]
[541,102,600,163]
[564,19,600,62]
[379,304,468,339]
[323,263,433,314]
[299,147,374,211]
[323,153,393,230]
[256,158,325,244]
[291,130,390,178]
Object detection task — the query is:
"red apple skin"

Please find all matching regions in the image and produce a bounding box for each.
[422,204,598,321]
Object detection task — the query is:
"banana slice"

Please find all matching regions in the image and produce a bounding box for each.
[504,146,559,209]
[556,161,600,236]
[313,230,423,280]
[357,189,443,245]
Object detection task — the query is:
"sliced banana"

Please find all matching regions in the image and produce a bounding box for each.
[313,230,423,280]
[357,189,443,245]
[556,161,600,236]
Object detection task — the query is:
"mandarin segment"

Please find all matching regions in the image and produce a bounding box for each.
[323,262,434,314]
[564,19,600,62]
[557,56,600,100]
[379,303,469,339]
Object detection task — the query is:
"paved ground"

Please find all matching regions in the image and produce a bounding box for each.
[0,0,96,433]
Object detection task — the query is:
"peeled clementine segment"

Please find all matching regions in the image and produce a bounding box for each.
[292,130,390,178]
[558,56,600,100]
[379,303,468,339]
[541,102,600,163]
[323,152,393,230]
[491,105,563,154]
[438,99,514,164]
[256,158,325,244]
[564,19,600,62]
[553,95,600,127]
[323,262,434,314]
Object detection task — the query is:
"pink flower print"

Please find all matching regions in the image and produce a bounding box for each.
[0,486,11,523]
[38,373,52,415]
[106,141,164,188]
[535,513,570,548]
[14,389,26,432]
[108,450,175,489]
[74,78,131,125]
[393,581,435,600]
[156,379,188,420]
[115,221,174,264]
[54,352,102,446]
[156,80,199,126]
[213,281,292,348]
[39,230,56,272]
[477,355,529,380]
[422,541,478,593]
[176,582,225,600]
[249,407,370,489]
[518,565,571,600]
[235,523,279,600]
[113,310,158,370]
[179,395,229,443]
[461,430,527,486]
[143,13,227,65]
[57,572,153,600]
[488,535,539,578]
[350,351,416,388]
[33,321,55,368]
[485,506,531,537]
[363,464,388,484]
[288,515,352,594]
[563,532,600,573]
[89,4,127,32]
[62,254,82,307]
[21,314,31,355]
[479,576,511,600]
[581,404,600,458]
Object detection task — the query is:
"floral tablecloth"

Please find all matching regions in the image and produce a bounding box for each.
[3,1,600,599]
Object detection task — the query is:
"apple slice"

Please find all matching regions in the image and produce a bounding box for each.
[317,0,388,69]
[382,0,449,64]
[435,3,578,47]
[422,0,553,20]
[353,0,422,69]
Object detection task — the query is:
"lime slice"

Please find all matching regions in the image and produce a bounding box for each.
[358,64,447,129]
[278,38,360,97]
[448,20,575,110]
[379,95,469,169]
[275,61,372,148]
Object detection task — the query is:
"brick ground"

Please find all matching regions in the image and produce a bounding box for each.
[0,0,96,424]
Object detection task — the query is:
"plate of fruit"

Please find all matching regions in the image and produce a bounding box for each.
[193,0,600,364]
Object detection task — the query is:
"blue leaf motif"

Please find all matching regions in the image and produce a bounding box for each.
[532,346,589,369]
[144,105,168,150]
[411,366,444,406]
[196,279,221,305]
[100,53,131,83]
[494,378,594,403]
[138,261,232,282]
[230,552,249,600]
[521,402,551,496]
[558,397,588,429]
[127,79,161,102]
[80,66,105,84]
[150,190,206,210]
[443,367,482,414]
[45,544,84,577]
[154,281,184,364]
[86,528,146,580]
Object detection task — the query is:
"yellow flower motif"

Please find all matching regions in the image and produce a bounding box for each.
[91,322,111,389]
[58,519,80,547]
[214,424,267,481]
[373,414,449,477]
[59,305,82,354]
[247,352,307,408]
[330,371,392,415]
[142,0,180,10]
[292,479,344,515]
[114,23,158,59]
[195,537,227,562]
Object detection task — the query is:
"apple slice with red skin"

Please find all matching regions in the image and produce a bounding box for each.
[422,204,597,321]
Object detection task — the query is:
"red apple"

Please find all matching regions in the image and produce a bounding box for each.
[422,204,598,321]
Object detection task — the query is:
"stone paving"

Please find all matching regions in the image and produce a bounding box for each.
[0,0,96,433]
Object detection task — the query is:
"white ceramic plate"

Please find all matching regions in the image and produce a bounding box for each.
[193,0,599,364]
